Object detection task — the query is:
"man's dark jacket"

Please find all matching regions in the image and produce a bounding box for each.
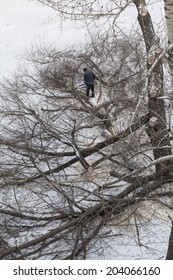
[84,70,96,84]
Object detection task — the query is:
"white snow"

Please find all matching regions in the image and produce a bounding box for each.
[0,0,87,77]
[0,0,166,78]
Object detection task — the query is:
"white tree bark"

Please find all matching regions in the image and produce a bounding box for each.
[165,0,173,42]
[164,0,173,77]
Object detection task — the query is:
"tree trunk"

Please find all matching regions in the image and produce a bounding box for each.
[164,0,173,78]
[134,0,172,171]
[166,220,173,259]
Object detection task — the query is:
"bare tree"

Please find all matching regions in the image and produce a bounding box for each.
[0,0,173,259]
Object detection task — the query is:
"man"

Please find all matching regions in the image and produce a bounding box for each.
[83,68,97,98]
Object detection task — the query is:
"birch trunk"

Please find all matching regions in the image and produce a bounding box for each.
[164,0,173,78]
[134,0,172,171]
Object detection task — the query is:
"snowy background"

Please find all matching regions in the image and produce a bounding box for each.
[0,0,165,78]
[0,0,88,77]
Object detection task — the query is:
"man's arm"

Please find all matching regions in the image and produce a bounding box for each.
[92,72,97,80]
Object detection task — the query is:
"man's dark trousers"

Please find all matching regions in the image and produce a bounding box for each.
[86,83,95,97]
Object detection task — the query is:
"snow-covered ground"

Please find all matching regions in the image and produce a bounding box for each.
[0,0,166,78]
[0,0,87,77]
